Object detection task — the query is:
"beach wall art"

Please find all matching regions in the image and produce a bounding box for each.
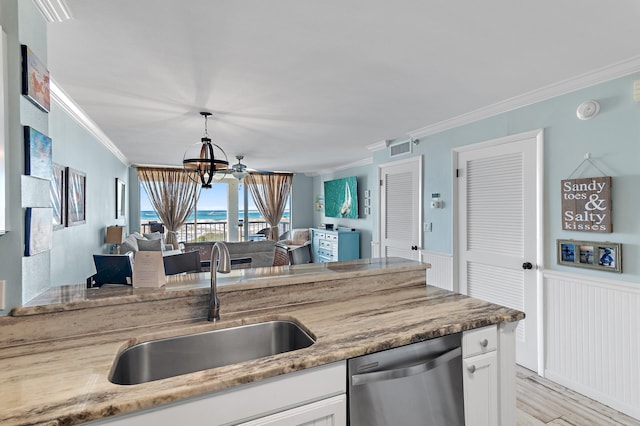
[50,163,66,230]
[24,126,52,180]
[66,167,86,226]
[324,176,358,219]
[25,207,53,256]
[21,45,50,112]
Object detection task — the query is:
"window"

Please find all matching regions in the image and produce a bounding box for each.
[140,179,290,242]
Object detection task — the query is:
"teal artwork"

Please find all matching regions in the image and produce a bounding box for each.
[24,126,52,181]
[324,176,358,219]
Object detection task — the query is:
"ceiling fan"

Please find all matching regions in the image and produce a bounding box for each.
[228,155,272,180]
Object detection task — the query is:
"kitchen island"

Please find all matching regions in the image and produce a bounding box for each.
[0,258,523,425]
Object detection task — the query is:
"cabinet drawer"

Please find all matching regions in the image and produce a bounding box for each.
[320,240,333,249]
[326,233,338,241]
[462,325,497,358]
[318,248,333,258]
[314,231,326,239]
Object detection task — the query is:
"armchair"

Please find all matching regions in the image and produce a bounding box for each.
[288,243,312,265]
[90,253,134,286]
[163,251,201,275]
[278,228,310,248]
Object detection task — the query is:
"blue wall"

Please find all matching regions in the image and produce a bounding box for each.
[327,72,640,282]
[312,163,376,259]
[291,174,315,229]
[0,0,129,314]
[48,103,129,286]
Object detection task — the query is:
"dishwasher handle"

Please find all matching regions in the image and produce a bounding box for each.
[351,346,461,387]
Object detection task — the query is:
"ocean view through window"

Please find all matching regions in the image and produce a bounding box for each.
[139,180,290,242]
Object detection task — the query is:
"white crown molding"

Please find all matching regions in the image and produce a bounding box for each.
[32,0,72,23]
[366,139,388,153]
[50,80,129,166]
[306,157,373,176]
[407,55,640,140]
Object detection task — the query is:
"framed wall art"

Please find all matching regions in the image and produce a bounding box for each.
[50,163,65,230]
[557,239,622,273]
[24,126,52,180]
[25,207,53,256]
[116,178,126,219]
[66,167,86,226]
[21,45,50,112]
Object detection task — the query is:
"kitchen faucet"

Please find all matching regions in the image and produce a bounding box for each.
[208,242,231,321]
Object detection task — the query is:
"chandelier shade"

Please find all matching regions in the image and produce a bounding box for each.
[183,112,229,188]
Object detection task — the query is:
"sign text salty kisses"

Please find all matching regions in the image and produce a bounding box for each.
[561,176,612,233]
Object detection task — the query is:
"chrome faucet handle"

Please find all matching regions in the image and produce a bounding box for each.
[208,242,231,321]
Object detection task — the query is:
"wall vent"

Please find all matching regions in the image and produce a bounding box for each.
[389,140,412,157]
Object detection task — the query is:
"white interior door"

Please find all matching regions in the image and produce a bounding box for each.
[456,131,541,372]
[379,156,422,260]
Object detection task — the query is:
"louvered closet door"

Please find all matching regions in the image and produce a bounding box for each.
[457,134,538,371]
[379,156,422,261]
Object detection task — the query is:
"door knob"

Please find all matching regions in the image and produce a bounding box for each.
[522,262,533,270]
[411,245,418,251]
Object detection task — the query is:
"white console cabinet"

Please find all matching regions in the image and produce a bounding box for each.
[311,229,360,263]
[92,362,346,426]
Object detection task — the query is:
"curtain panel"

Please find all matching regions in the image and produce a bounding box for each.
[245,173,293,240]
[136,167,200,248]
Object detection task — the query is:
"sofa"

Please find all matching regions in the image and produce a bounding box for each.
[120,231,178,255]
[183,240,276,271]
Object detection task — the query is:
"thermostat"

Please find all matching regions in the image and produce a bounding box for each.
[430,193,443,209]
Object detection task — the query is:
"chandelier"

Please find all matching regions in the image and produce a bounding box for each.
[183,112,229,188]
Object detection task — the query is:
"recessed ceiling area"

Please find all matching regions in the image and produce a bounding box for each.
[47,0,640,173]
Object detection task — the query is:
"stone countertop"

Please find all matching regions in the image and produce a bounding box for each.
[12,257,423,316]
[0,259,524,425]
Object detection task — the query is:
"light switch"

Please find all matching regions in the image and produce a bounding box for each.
[424,222,432,232]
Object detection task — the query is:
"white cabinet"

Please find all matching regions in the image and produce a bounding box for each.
[463,351,498,426]
[237,394,346,426]
[93,362,346,426]
[310,229,360,263]
[462,325,498,426]
[462,322,518,426]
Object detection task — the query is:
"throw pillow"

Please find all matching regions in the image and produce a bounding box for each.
[120,235,139,253]
[137,238,163,251]
[143,232,163,241]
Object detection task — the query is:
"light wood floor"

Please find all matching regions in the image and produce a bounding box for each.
[516,366,640,426]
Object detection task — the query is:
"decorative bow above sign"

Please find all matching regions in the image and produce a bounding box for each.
[561,176,612,233]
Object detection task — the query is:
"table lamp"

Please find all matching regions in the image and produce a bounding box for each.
[105,226,125,254]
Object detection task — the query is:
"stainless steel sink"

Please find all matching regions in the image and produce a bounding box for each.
[109,320,315,385]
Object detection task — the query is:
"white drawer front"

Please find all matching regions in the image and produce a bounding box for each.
[462,325,497,358]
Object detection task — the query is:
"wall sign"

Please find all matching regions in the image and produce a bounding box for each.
[561,176,611,233]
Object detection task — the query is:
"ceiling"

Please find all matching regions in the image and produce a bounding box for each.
[47,0,640,174]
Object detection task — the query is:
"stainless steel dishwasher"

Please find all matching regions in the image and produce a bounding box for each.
[348,332,464,425]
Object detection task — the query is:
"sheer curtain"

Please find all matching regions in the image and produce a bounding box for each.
[136,167,199,249]
[245,173,293,240]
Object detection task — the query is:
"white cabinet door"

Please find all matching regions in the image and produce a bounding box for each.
[237,394,346,426]
[93,362,346,426]
[462,351,498,426]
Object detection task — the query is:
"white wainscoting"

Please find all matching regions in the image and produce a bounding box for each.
[421,250,453,291]
[544,270,640,420]
[370,241,380,259]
